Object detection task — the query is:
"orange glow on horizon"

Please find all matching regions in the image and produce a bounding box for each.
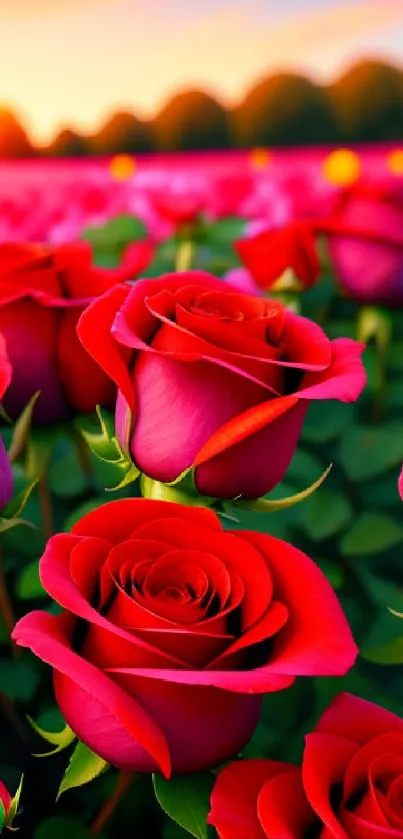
[0,0,401,145]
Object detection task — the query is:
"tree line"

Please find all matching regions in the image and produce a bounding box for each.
[1,59,402,158]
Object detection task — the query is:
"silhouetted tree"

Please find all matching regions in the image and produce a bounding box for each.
[153,90,230,151]
[47,128,89,157]
[328,60,403,142]
[90,111,153,154]
[233,73,339,147]
[0,107,33,157]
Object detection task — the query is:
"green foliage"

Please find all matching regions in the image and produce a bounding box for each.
[57,742,109,799]
[34,818,90,839]
[340,513,403,556]
[153,773,215,839]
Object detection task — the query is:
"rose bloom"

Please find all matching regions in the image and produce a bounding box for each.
[209,693,403,839]
[0,332,13,510]
[13,499,357,776]
[321,181,403,306]
[235,221,320,291]
[78,271,366,500]
[0,240,153,424]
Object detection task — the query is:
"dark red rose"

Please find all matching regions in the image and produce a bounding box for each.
[320,181,403,306]
[235,222,320,291]
[0,240,153,423]
[78,271,365,500]
[13,499,356,776]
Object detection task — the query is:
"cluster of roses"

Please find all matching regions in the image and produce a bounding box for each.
[0,224,402,838]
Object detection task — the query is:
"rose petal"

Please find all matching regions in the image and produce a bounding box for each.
[209,759,293,839]
[0,332,12,400]
[258,766,316,839]
[76,284,135,410]
[131,352,270,483]
[57,308,115,414]
[315,694,403,743]
[195,399,308,499]
[240,531,358,676]
[303,732,357,839]
[72,498,222,543]
[297,338,366,403]
[0,300,68,423]
[12,611,171,777]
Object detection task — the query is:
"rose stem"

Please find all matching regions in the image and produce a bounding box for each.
[89,770,136,837]
[37,473,54,540]
[73,429,93,476]
[0,539,20,659]
[175,239,194,272]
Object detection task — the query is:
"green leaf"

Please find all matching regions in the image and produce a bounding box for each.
[34,818,89,839]
[387,341,403,370]
[8,391,41,462]
[28,716,76,756]
[300,488,352,542]
[0,661,39,701]
[153,773,215,839]
[6,774,23,827]
[27,427,60,480]
[302,402,354,445]
[16,560,45,600]
[0,516,34,534]
[57,741,109,798]
[339,424,403,481]
[340,513,403,557]
[364,636,403,665]
[48,447,89,498]
[81,213,147,252]
[2,474,39,519]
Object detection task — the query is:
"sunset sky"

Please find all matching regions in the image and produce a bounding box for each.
[0,0,402,144]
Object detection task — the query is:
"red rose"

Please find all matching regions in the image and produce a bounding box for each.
[304,692,403,838]
[0,240,153,424]
[0,332,12,510]
[235,222,320,291]
[13,499,356,776]
[0,780,11,829]
[320,181,403,306]
[209,693,403,839]
[78,271,365,500]
[0,331,11,400]
[209,758,314,839]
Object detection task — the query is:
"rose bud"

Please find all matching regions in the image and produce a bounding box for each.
[235,221,320,292]
[321,180,403,306]
[13,499,357,776]
[78,271,366,500]
[0,240,153,424]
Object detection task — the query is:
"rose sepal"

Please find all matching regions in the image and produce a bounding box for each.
[75,406,140,490]
[231,463,332,512]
